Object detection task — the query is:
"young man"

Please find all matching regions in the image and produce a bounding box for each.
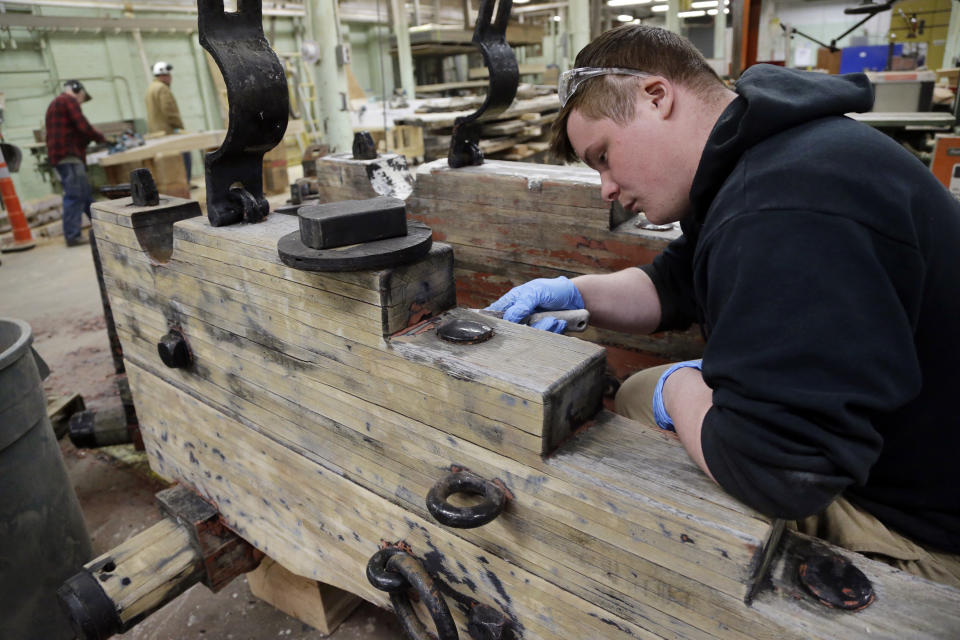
[44,80,106,246]
[145,61,191,180]
[488,25,960,586]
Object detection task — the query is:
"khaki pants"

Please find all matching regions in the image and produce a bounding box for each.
[615,365,960,588]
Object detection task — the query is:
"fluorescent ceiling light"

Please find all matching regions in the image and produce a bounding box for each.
[691,0,718,7]
[677,9,706,17]
[650,4,668,11]
[607,0,651,5]
[552,14,562,20]
[707,8,718,14]
[617,13,635,21]
[513,0,531,4]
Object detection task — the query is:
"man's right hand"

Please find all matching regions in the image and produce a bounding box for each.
[485,276,586,330]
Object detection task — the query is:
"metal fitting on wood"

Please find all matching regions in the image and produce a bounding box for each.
[426,469,507,528]
[368,548,459,640]
[198,0,288,226]
[447,0,518,168]
[129,168,159,207]
[799,552,875,611]
[352,131,378,160]
[67,407,133,449]
[157,328,192,369]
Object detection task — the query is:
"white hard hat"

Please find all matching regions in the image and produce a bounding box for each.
[152,61,173,76]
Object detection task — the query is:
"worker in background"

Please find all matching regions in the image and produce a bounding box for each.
[44,80,106,247]
[145,61,191,182]
[488,25,960,587]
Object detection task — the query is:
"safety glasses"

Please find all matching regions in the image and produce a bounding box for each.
[557,67,653,108]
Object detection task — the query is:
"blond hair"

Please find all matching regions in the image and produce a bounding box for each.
[549,25,724,162]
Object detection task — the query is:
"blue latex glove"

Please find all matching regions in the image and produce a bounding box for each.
[652,359,703,431]
[485,277,585,334]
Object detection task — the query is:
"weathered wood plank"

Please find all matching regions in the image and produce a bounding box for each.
[411,159,610,211]
[396,96,560,129]
[99,281,584,454]
[94,227,605,396]
[82,518,201,626]
[310,153,415,203]
[96,240,598,415]
[96,231,445,342]
[107,296,547,457]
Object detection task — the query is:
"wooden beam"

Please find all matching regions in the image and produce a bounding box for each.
[247,557,362,634]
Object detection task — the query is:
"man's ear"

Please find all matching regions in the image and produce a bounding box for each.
[642,78,674,120]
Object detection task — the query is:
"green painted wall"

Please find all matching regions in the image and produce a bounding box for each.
[1,6,299,202]
[347,24,397,100]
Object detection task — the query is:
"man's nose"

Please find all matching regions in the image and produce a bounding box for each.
[600,175,619,203]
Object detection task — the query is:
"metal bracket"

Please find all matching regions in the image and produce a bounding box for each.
[156,484,263,592]
[447,0,519,168]
[198,0,289,226]
[367,544,515,640]
[130,168,159,207]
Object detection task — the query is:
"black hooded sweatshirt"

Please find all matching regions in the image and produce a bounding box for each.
[639,65,960,554]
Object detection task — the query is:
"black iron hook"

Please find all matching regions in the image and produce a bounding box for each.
[198,0,289,226]
[426,469,507,528]
[448,0,519,168]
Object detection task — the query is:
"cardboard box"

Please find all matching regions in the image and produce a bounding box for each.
[817,47,842,75]
[262,144,289,195]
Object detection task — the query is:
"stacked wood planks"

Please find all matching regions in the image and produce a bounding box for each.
[396,93,560,163]
[91,196,960,639]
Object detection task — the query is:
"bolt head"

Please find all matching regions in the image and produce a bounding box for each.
[157,330,191,368]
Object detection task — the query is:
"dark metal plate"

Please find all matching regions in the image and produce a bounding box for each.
[277,221,432,272]
[798,553,875,611]
[298,196,407,249]
[436,318,495,344]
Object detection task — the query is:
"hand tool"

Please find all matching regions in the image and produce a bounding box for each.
[744,517,786,605]
[477,308,590,332]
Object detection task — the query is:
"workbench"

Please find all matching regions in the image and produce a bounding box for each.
[88,131,225,168]
[88,131,225,198]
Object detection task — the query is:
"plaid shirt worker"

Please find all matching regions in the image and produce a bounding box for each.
[45,93,105,166]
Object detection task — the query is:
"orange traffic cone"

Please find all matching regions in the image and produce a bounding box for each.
[0,144,35,253]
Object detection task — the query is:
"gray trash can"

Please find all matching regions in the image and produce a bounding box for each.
[0,317,93,640]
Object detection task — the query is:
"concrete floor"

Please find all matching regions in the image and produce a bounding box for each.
[0,233,404,639]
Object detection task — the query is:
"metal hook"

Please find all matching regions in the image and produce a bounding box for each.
[447,0,519,168]
[198,0,288,226]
